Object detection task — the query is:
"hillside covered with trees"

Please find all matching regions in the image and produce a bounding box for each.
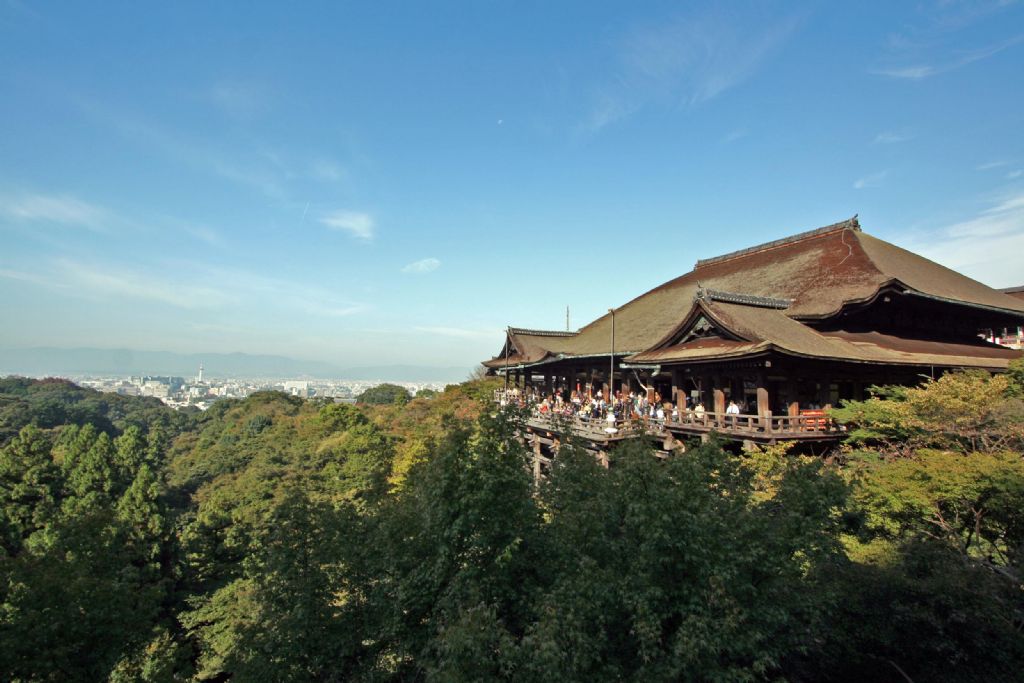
[1,368,1023,682]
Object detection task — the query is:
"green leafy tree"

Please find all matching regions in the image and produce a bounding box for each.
[832,371,1024,453]
[227,489,362,681]
[0,425,59,554]
[357,383,412,405]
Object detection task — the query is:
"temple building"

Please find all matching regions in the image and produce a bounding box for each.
[483,217,1024,444]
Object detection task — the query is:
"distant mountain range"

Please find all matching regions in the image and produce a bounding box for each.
[0,347,472,383]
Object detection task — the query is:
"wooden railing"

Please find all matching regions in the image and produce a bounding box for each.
[673,410,838,435]
[496,391,840,441]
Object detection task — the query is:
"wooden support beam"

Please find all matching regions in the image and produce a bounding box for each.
[756,386,770,424]
[713,388,726,416]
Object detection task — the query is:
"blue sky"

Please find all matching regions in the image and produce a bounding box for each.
[1,1,1023,368]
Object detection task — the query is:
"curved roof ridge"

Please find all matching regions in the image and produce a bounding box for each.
[694,216,860,270]
[509,327,577,337]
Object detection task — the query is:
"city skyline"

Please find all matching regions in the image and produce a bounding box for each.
[2,1,1023,367]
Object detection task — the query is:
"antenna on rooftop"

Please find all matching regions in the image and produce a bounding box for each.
[566,305,570,331]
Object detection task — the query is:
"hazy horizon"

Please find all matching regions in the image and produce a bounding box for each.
[0,345,471,382]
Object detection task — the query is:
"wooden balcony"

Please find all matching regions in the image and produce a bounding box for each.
[497,392,841,447]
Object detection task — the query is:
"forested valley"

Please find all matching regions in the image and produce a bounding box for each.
[2,367,1023,682]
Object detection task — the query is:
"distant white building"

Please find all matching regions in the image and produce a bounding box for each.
[283,380,311,398]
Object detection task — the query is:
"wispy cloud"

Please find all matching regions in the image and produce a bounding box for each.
[187,264,369,319]
[74,97,288,199]
[581,7,803,132]
[413,326,502,339]
[906,190,1024,287]
[208,81,269,119]
[321,210,374,241]
[310,159,346,183]
[853,170,888,190]
[2,256,369,319]
[401,257,440,274]
[977,159,1012,171]
[55,259,234,309]
[299,301,367,318]
[873,65,937,80]
[873,130,911,144]
[1007,169,1023,180]
[0,267,53,288]
[0,192,110,231]
[874,31,1024,79]
[181,224,225,247]
[721,128,748,144]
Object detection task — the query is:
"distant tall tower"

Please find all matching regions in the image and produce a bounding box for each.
[566,305,570,332]
[197,364,204,383]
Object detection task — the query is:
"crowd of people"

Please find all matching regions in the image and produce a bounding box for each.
[497,385,735,427]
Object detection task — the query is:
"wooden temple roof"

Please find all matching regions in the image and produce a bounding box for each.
[483,217,1024,371]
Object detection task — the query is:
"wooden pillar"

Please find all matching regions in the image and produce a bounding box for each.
[713,388,726,415]
[672,368,684,416]
[757,386,770,429]
[544,372,553,396]
[756,370,770,421]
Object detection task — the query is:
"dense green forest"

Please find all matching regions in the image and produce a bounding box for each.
[1,369,1023,682]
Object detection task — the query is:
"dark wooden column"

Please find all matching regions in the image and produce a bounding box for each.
[756,370,770,420]
[544,372,553,396]
[713,388,726,415]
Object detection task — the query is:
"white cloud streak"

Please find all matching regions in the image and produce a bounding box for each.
[875,33,1024,79]
[1,257,369,319]
[905,190,1024,287]
[310,160,346,183]
[401,257,441,274]
[853,170,888,190]
[74,97,288,199]
[414,326,503,339]
[208,81,269,119]
[54,259,234,309]
[320,210,374,241]
[0,192,111,231]
[582,8,803,132]
[873,131,911,144]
